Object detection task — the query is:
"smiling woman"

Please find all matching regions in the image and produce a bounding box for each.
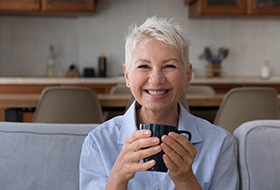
[79,16,239,190]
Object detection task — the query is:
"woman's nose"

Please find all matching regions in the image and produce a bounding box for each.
[148,69,165,84]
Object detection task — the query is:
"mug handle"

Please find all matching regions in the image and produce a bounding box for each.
[178,130,192,142]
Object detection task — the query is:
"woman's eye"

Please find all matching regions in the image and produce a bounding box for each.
[137,65,150,69]
[165,64,176,68]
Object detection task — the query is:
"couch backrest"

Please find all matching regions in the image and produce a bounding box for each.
[0,122,98,190]
[233,120,280,190]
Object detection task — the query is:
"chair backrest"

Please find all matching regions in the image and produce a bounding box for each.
[110,84,131,95]
[185,85,216,122]
[186,85,216,95]
[234,120,280,190]
[32,86,104,123]
[105,84,132,119]
[214,87,280,133]
[0,122,98,190]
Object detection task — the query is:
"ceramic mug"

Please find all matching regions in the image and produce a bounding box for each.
[140,123,192,172]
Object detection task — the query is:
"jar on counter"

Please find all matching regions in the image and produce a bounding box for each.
[260,60,271,79]
[47,45,58,77]
[98,52,107,77]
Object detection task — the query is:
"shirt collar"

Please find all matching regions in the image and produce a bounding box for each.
[118,101,138,144]
[178,104,202,144]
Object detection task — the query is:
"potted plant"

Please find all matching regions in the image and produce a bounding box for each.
[199,47,229,77]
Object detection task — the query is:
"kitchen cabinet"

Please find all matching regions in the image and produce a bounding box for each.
[41,0,95,12]
[185,0,246,16]
[249,0,280,15]
[185,0,280,17]
[0,0,95,14]
[0,0,40,12]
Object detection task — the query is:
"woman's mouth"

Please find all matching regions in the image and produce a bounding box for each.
[146,90,168,95]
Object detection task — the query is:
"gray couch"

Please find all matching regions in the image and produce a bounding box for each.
[234,120,280,190]
[2,120,280,190]
[0,122,98,190]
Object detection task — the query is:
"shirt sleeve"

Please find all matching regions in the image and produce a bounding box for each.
[79,136,108,190]
[209,134,239,190]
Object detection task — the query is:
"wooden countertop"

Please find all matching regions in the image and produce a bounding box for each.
[0,76,126,84]
[0,94,223,108]
[0,93,279,122]
[0,75,280,85]
[0,94,223,122]
[1,93,280,109]
[191,76,280,84]
[1,76,280,95]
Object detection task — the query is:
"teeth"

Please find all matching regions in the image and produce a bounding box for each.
[147,90,166,95]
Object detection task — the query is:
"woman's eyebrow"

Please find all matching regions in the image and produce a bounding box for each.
[134,59,150,64]
[163,58,179,63]
[134,58,179,64]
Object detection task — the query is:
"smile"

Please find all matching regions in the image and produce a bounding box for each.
[146,90,168,95]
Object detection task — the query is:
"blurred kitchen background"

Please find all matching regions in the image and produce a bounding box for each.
[0,0,280,77]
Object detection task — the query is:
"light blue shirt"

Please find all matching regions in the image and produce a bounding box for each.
[80,102,239,190]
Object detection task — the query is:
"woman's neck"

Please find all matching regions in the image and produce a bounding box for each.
[136,105,179,128]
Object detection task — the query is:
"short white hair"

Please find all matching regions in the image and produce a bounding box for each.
[125,16,191,70]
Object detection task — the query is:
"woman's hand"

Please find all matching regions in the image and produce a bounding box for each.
[161,132,201,190]
[106,129,161,190]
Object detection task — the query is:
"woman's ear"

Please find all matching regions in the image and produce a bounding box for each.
[123,64,130,88]
[185,64,192,89]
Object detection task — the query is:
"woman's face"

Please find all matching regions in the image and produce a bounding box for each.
[123,37,192,113]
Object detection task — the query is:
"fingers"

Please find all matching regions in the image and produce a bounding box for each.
[164,132,195,156]
[125,142,161,164]
[161,132,196,171]
[161,143,183,171]
[122,129,162,169]
[123,159,156,172]
[124,129,160,152]
[112,129,162,182]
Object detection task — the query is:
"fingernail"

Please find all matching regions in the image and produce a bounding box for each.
[151,137,158,143]
[153,146,160,151]
[144,130,150,135]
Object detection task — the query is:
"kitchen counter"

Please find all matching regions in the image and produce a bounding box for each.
[0,76,280,94]
[191,76,280,93]
[0,76,126,84]
[1,75,280,121]
[0,77,125,95]
[0,75,279,84]
[191,76,280,84]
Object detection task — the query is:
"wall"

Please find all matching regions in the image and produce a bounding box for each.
[0,0,280,77]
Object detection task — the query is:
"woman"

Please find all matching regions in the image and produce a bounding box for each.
[80,17,239,190]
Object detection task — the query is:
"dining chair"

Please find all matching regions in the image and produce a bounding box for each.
[234,120,280,190]
[32,86,104,123]
[106,84,132,119]
[185,85,216,122]
[110,84,131,95]
[214,87,280,133]
[185,85,216,95]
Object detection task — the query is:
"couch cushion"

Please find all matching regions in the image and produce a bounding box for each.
[234,120,280,190]
[0,122,98,190]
